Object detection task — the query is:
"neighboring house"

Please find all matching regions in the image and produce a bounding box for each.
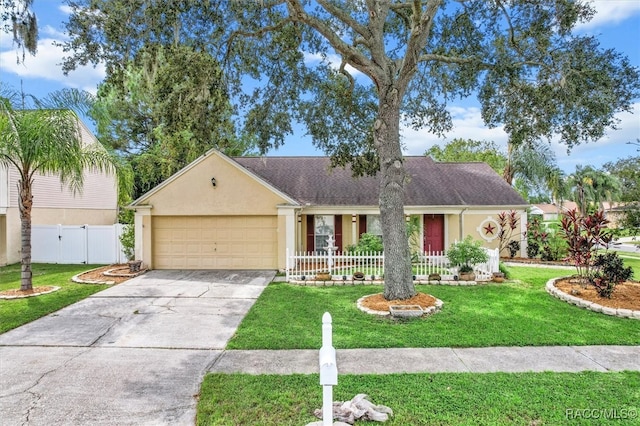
[533,201,628,229]
[129,150,528,270]
[603,201,634,229]
[0,119,118,266]
[533,201,579,222]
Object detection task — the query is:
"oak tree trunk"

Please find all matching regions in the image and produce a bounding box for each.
[18,178,33,291]
[375,86,416,301]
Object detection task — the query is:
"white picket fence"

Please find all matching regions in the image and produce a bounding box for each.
[32,224,128,265]
[286,248,500,282]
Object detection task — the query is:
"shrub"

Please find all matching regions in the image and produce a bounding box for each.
[347,233,383,253]
[527,241,540,258]
[498,262,510,279]
[540,230,567,261]
[560,209,611,279]
[508,240,520,258]
[119,224,135,261]
[590,252,633,298]
[447,235,489,272]
[525,216,548,258]
[497,210,519,256]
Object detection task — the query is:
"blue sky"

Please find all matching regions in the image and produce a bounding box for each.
[1,1,639,174]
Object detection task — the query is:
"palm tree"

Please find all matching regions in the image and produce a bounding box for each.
[546,167,569,205]
[504,140,557,187]
[0,88,120,291]
[591,170,622,212]
[567,165,621,216]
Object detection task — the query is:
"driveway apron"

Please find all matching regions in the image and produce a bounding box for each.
[0,269,274,426]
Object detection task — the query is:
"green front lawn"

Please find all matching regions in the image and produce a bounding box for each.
[228,266,640,350]
[198,372,640,425]
[0,263,108,333]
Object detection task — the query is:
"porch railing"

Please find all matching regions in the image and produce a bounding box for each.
[285,248,500,282]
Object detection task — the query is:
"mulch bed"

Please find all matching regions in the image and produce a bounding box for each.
[359,292,436,312]
[554,278,640,311]
[77,264,144,284]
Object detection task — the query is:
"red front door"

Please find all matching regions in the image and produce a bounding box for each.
[423,214,444,252]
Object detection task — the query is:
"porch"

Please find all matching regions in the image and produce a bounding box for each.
[285,248,500,282]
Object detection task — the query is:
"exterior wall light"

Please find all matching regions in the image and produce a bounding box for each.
[211,177,217,187]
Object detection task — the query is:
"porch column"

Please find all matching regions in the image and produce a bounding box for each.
[134,206,152,268]
[278,206,297,271]
[459,208,468,241]
[351,214,357,247]
[520,210,528,258]
[297,214,302,251]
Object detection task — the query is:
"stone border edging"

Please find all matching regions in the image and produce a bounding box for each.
[72,266,116,285]
[103,267,147,278]
[546,277,640,320]
[356,293,444,317]
[289,279,483,286]
[0,286,60,299]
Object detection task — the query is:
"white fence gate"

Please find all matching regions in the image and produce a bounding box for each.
[32,224,128,265]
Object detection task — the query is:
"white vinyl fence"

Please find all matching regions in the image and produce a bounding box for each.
[32,224,128,264]
[286,248,500,282]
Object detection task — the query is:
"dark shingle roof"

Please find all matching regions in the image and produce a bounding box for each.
[233,156,527,207]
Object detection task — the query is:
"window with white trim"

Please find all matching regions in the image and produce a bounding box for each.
[366,215,383,237]
[314,215,334,252]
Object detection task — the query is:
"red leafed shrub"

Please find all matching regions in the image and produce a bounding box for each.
[559,209,611,281]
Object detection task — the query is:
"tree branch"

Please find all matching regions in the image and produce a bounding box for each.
[317,0,369,38]
[398,0,442,87]
[286,0,378,79]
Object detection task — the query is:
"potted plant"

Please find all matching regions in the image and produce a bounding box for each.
[316,271,331,281]
[446,236,489,281]
[353,271,365,281]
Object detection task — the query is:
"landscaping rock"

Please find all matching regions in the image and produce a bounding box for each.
[617,308,633,318]
[312,394,393,424]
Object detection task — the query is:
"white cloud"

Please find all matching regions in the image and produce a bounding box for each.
[401,102,640,173]
[304,52,364,78]
[59,5,73,15]
[0,37,105,94]
[401,106,509,156]
[577,0,640,30]
[40,24,68,40]
[553,102,640,170]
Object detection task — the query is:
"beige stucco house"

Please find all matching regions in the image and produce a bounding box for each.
[0,119,118,266]
[129,149,529,271]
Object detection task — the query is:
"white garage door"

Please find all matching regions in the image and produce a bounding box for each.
[152,216,278,269]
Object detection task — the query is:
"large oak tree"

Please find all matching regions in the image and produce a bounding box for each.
[62,0,639,300]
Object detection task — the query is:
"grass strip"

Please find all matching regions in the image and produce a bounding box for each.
[197,371,640,425]
[228,266,640,349]
[0,263,108,333]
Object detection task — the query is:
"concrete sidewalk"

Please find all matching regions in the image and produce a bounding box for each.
[210,345,640,375]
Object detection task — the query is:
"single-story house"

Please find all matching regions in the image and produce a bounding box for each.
[0,119,118,266]
[129,150,529,270]
[532,202,579,222]
[602,201,635,229]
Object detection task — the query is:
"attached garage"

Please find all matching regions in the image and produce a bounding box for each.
[130,150,528,272]
[152,216,278,269]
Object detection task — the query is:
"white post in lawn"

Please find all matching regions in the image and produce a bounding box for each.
[319,312,337,426]
[325,234,337,275]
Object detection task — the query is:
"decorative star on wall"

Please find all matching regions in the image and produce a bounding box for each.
[483,223,496,235]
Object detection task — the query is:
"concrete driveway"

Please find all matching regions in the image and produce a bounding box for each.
[0,269,274,426]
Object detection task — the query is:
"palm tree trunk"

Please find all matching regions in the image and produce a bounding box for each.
[18,178,33,291]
